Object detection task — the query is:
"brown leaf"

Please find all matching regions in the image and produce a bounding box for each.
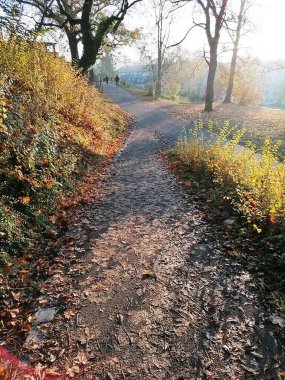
[7,309,19,319]
[11,291,21,301]
[63,310,76,319]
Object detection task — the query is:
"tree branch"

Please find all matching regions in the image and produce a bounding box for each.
[166,24,197,49]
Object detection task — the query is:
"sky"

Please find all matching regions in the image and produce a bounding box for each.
[251,1,285,61]
[120,0,285,65]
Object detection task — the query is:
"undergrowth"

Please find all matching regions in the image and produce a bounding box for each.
[175,120,285,233]
[169,120,285,301]
[0,35,131,352]
[0,36,130,262]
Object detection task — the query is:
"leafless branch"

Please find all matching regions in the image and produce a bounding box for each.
[166,24,197,49]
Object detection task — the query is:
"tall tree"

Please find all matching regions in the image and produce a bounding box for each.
[153,0,172,97]
[196,0,228,111]
[5,0,141,72]
[223,0,254,103]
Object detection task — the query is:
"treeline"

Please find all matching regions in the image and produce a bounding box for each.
[161,54,263,106]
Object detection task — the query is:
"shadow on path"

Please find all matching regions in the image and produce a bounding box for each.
[28,84,285,380]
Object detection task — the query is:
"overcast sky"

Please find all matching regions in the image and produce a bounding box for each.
[120,0,285,65]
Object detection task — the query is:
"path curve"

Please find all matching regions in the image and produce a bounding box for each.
[30,85,284,379]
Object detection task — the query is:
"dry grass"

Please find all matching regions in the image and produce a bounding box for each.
[0,37,132,368]
[167,102,285,157]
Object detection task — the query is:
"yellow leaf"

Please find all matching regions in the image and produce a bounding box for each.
[252,224,262,234]
[16,170,24,180]
[143,269,152,275]
[142,269,156,279]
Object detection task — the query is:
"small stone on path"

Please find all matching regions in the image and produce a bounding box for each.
[34,307,57,323]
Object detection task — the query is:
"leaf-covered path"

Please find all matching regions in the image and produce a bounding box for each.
[29,86,284,379]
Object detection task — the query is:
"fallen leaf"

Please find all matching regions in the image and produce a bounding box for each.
[21,196,31,205]
[64,310,76,319]
[142,269,156,279]
[7,309,19,319]
[66,365,80,377]
[11,291,21,301]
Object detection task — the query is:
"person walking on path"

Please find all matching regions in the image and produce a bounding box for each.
[115,75,120,86]
[104,75,109,85]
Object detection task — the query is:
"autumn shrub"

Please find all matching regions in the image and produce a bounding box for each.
[163,79,180,101]
[174,120,285,234]
[0,36,130,261]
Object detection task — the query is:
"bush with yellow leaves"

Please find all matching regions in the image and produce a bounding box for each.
[0,36,129,262]
[174,120,285,233]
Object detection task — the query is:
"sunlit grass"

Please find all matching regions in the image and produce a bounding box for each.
[0,36,130,259]
[174,120,285,232]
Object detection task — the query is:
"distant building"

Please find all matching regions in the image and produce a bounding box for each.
[116,65,153,88]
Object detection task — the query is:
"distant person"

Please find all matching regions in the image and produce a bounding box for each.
[115,75,120,86]
[110,77,113,83]
[104,75,109,85]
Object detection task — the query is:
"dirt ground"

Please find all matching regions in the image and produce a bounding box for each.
[15,86,284,379]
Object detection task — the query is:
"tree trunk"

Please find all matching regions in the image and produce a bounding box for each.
[155,14,163,98]
[65,27,79,66]
[79,16,117,73]
[223,43,238,103]
[198,0,228,112]
[204,41,218,112]
[224,0,245,103]
[155,44,162,97]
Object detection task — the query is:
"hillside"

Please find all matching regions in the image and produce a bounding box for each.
[0,37,132,359]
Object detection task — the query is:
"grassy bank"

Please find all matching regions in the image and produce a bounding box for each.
[166,121,285,314]
[0,37,131,351]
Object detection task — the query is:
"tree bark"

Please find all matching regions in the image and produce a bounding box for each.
[155,13,163,98]
[65,26,79,66]
[205,41,218,111]
[197,0,228,112]
[155,40,162,97]
[224,0,246,103]
[79,15,119,73]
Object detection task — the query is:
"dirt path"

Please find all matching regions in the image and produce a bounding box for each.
[28,85,284,379]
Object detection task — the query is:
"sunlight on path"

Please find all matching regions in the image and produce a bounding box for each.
[25,85,284,379]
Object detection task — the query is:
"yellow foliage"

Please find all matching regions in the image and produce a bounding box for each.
[175,122,285,228]
[0,36,130,257]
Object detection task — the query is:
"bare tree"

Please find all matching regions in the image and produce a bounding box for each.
[224,0,254,103]
[0,0,31,34]
[196,0,228,111]
[138,0,175,98]
[153,0,172,97]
